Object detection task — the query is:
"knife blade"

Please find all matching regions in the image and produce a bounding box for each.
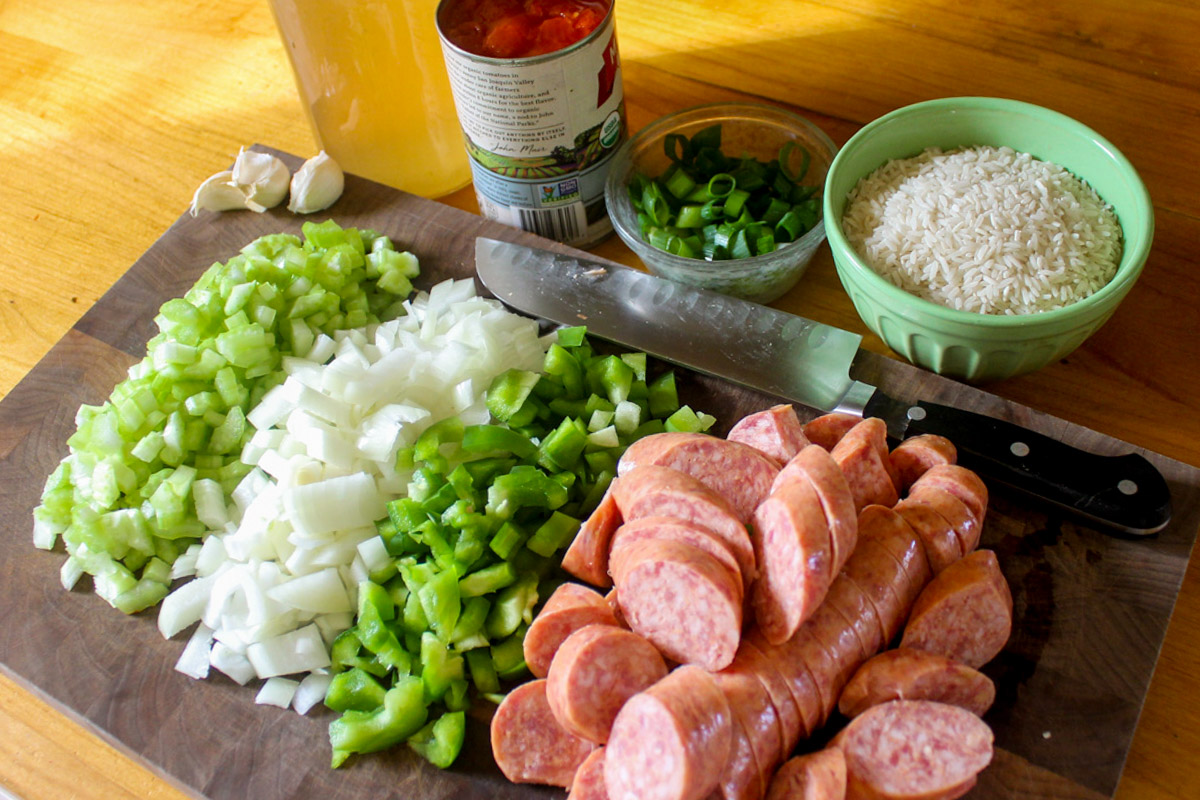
[475,237,1172,535]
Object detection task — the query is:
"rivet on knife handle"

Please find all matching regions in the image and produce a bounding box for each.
[902,400,1171,536]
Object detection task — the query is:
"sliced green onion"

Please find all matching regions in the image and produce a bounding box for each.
[707,173,736,198]
[626,123,821,261]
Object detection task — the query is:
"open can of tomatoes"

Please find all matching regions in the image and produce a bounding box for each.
[437,0,626,248]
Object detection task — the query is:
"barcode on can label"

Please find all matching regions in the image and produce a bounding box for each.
[517,204,586,242]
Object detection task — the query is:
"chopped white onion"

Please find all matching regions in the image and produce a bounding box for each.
[246,624,331,678]
[160,278,549,693]
[266,567,352,614]
[210,640,256,685]
[158,573,217,639]
[357,535,391,576]
[292,672,333,715]
[175,623,215,680]
[170,543,203,580]
[256,676,299,709]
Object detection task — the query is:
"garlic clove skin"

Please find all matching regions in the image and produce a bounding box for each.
[231,148,290,213]
[190,170,249,217]
[287,151,345,214]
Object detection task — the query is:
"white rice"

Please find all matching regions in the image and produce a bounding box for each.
[841,145,1123,315]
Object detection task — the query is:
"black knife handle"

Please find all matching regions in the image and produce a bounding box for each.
[904,400,1172,536]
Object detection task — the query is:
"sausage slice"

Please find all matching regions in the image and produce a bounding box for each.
[609,516,744,592]
[751,476,834,644]
[905,484,982,557]
[910,464,988,527]
[547,624,669,743]
[617,433,781,524]
[524,582,621,678]
[746,629,824,746]
[605,665,733,800]
[491,679,598,786]
[563,481,623,588]
[823,573,886,665]
[613,465,755,581]
[612,538,743,671]
[771,444,858,581]
[838,647,996,719]
[766,748,847,800]
[727,404,810,464]
[900,550,1012,669]
[833,700,994,800]
[831,418,900,511]
[889,434,957,493]
[858,505,933,615]
[803,412,860,451]
[713,668,782,799]
[569,747,610,800]
[895,497,963,574]
[840,537,912,648]
[733,639,807,753]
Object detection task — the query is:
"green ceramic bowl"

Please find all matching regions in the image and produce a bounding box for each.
[823,97,1154,382]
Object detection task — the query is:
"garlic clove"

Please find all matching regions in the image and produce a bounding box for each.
[287,151,346,214]
[190,170,249,217]
[231,148,290,212]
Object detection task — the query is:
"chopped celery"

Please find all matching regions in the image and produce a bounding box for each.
[33,223,420,614]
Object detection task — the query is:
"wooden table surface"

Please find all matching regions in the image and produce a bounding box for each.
[1,1,1197,798]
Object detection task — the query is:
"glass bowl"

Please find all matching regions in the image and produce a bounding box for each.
[605,102,838,304]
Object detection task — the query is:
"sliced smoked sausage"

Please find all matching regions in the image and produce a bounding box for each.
[889,434,956,493]
[609,516,745,592]
[765,748,847,800]
[823,573,886,666]
[839,537,913,648]
[833,700,994,800]
[771,444,858,581]
[838,647,996,719]
[727,404,810,464]
[612,537,743,670]
[751,476,834,645]
[894,497,963,574]
[803,412,860,451]
[910,464,988,527]
[569,747,610,800]
[524,582,620,678]
[804,599,870,712]
[712,668,782,800]
[900,550,1012,669]
[617,433,780,524]
[905,484,982,556]
[857,505,932,612]
[732,639,807,754]
[547,624,669,743]
[562,481,623,588]
[491,679,598,786]
[747,627,825,744]
[605,665,734,800]
[831,418,900,511]
[612,465,755,584]
[713,712,767,800]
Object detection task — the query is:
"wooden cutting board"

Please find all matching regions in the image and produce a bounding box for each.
[0,151,1195,800]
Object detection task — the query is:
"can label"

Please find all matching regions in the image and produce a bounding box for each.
[438,2,626,248]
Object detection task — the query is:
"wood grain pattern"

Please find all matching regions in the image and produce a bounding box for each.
[2,0,1199,798]
[0,157,1196,800]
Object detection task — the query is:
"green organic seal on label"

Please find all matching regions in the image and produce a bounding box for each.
[600,110,622,149]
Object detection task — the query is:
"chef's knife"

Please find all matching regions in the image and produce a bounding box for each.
[475,237,1171,536]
